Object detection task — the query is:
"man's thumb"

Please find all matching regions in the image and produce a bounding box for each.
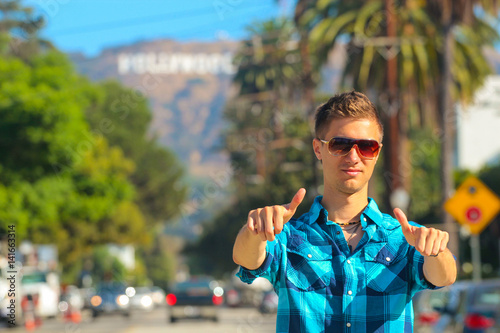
[287,188,306,213]
[393,208,412,233]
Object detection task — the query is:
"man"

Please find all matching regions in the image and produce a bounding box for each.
[233,91,457,332]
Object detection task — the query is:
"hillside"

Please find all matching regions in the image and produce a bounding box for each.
[70,39,241,180]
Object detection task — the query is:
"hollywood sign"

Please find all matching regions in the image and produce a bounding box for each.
[117,52,236,75]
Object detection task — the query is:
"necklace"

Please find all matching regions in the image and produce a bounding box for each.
[346,223,361,253]
[335,220,361,226]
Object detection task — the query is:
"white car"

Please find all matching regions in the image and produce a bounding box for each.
[21,270,60,318]
[129,287,154,312]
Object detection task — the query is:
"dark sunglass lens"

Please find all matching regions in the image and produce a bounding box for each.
[357,140,379,157]
[329,138,355,155]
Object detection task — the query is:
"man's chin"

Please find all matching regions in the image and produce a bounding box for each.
[338,180,366,195]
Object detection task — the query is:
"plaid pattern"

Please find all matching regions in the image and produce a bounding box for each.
[237,196,439,332]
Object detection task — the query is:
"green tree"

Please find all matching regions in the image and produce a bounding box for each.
[186,20,316,276]
[0,46,148,281]
[91,246,128,284]
[0,0,52,60]
[84,80,187,225]
[0,51,90,182]
[140,235,178,291]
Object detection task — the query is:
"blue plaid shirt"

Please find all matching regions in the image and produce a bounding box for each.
[237,196,439,332]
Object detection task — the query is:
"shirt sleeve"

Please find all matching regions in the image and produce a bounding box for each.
[236,235,283,288]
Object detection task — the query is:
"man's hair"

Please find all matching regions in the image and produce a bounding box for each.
[314,91,384,140]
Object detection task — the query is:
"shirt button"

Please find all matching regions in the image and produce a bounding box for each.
[346,260,351,264]
[307,254,312,258]
[347,322,351,327]
[336,231,340,235]
[347,290,352,295]
[363,217,367,222]
[386,257,391,262]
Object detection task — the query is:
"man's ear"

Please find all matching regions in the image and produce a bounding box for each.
[312,138,323,161]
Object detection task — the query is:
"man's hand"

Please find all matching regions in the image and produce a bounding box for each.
[247,188,306,242]
[394,208,449,257]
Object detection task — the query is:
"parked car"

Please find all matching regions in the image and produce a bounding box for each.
[0,275,20,326]
[414,279,500,333]
[462,279,500,333]
[225,287,242,307]
[130,287,154,312]
[167,277,223,323]
[79,287,96,310]
[150,286,166,308]
[259,290,278,314]
[90,282,131,319]
[59,285,84,319]
[20,270,60,318]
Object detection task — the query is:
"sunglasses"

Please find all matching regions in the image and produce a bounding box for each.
[318,137,382,159]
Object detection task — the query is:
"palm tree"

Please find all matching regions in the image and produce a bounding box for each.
[227,19,305,184]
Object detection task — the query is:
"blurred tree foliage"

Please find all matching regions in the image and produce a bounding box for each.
[139,235,178,291]
[0,49,147,271]
[84,80,187,226]
[0,0,53,60]
[90,246,128,284]
[0,1,187,285]
[185,19,316,277]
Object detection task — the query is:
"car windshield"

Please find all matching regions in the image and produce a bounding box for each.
[474,286,500,306]
[136,287,151,294]
[22,273,46,284]
[174,280,212,295]
[97,283,126,293]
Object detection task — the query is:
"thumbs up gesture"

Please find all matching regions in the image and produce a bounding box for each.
[394,208,449,257]
[247,188,306,242]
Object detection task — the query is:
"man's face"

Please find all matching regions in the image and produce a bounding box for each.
[313,117,382,196]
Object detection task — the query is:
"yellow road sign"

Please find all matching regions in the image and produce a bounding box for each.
[444,176,500,235]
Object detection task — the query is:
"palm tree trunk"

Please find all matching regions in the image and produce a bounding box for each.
[383,0,402,210]
[295,0,320,196]
[440,20,460,261]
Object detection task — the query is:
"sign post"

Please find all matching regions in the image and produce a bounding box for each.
[444,176,500,281]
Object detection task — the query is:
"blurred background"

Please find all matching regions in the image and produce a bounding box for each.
[0,0,500,332]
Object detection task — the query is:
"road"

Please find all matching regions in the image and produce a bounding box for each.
[5,307,276,333]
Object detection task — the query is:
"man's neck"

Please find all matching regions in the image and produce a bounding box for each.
[321,187,369,224]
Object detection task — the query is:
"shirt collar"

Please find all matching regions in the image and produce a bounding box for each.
[307,196,385,227]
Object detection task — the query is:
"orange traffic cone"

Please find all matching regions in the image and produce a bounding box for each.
[24,312,36,331]
[71,311,82,323]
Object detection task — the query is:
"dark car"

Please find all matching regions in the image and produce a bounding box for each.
[259,290,278,314]
[413,279,500,333]
[90,282,131,318]
[167,277,224,323]
[462,279,500,333]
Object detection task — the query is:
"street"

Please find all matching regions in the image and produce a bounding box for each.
[5,307,277,333]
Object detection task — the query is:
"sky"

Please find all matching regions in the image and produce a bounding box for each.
[24,0,295,57]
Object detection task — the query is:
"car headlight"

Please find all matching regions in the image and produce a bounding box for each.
[91,295,102,307]
[125,287,136,297]
[116,295,129,306]
[141,295,153,307]
[58,301,69,312]
[213,287,224,297]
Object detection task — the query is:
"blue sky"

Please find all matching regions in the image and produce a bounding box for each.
[24,0,294,56]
